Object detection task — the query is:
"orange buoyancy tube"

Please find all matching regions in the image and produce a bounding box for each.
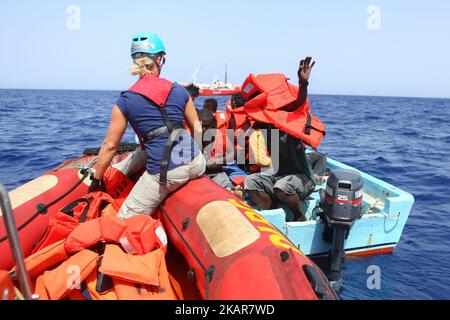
[241,73,326,149]
[155,176,337,300]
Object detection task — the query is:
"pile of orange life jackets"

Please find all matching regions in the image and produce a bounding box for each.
[15,167,175,300]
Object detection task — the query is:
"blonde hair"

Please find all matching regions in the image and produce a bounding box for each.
[130,56,156,76]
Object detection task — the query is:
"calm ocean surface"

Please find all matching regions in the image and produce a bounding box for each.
[1,88,449,300]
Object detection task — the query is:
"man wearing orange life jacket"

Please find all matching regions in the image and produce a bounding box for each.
[197,107,246,199]
[203,94,271,190]
[243,57,326,222]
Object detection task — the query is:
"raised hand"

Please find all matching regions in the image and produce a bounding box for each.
[298,57,316,84]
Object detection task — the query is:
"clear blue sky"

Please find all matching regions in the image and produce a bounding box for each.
[1,0,449,98]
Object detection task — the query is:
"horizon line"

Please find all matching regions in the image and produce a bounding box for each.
[0,87,449,101]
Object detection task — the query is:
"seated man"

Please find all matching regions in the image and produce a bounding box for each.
[197,107,244,199]
[203,98,218,113]
[244,57,324,221]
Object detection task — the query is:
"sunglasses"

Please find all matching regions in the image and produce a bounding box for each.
[132,53,166,66]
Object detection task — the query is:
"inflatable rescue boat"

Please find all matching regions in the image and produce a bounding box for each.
[0,147,337,300]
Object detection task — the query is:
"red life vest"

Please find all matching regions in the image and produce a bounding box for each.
[127,74,173,150]
[127,74,185,184]
[241,73,326,149]
[128,73,173,107]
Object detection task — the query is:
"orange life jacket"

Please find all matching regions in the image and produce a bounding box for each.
[32,191,121,252]
[23,209,171,300]
[64,214,167,255]
[35,249,99,300]
[109,247,175,300]
[241,73,326,149]
[209,111,232,160]
[32,167,133,253]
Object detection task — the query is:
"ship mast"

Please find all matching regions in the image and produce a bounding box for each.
[225,63,228,84]
[191,65,199,85]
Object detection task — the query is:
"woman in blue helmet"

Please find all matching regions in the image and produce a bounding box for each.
[89,32,206,219]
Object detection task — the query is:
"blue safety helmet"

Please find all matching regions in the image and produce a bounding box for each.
[130,32,166,56]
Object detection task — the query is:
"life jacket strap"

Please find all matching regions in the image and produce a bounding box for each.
[60,196,93,223]
[141,126,170,142]
[140,106,186,185]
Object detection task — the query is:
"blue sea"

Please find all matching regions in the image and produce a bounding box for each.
[1,89,449,300]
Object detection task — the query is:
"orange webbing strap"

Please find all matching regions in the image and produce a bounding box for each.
[41,249,99,300]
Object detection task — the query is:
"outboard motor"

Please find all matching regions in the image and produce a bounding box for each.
[319,169,363,291]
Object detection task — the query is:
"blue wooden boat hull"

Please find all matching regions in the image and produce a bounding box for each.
[258,157,414,257]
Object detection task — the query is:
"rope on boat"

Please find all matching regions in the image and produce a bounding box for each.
[0,158,97,244]
[367,200,401,221]
[380,212,401,221]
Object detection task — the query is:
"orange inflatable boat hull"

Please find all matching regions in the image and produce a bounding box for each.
[155,177,335,300]
[0,153,336,300]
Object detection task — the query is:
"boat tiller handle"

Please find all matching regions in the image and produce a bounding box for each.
[0,184,34,300]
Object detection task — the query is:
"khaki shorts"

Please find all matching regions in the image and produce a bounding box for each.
[115,149,206,219]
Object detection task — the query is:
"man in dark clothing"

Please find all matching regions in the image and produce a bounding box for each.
[203,98,218,113]
[244,57,322,221]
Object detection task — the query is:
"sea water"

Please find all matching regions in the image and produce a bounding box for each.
[1,89,449,299]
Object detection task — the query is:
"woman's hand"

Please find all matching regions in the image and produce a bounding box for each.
[298,57,316,84]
